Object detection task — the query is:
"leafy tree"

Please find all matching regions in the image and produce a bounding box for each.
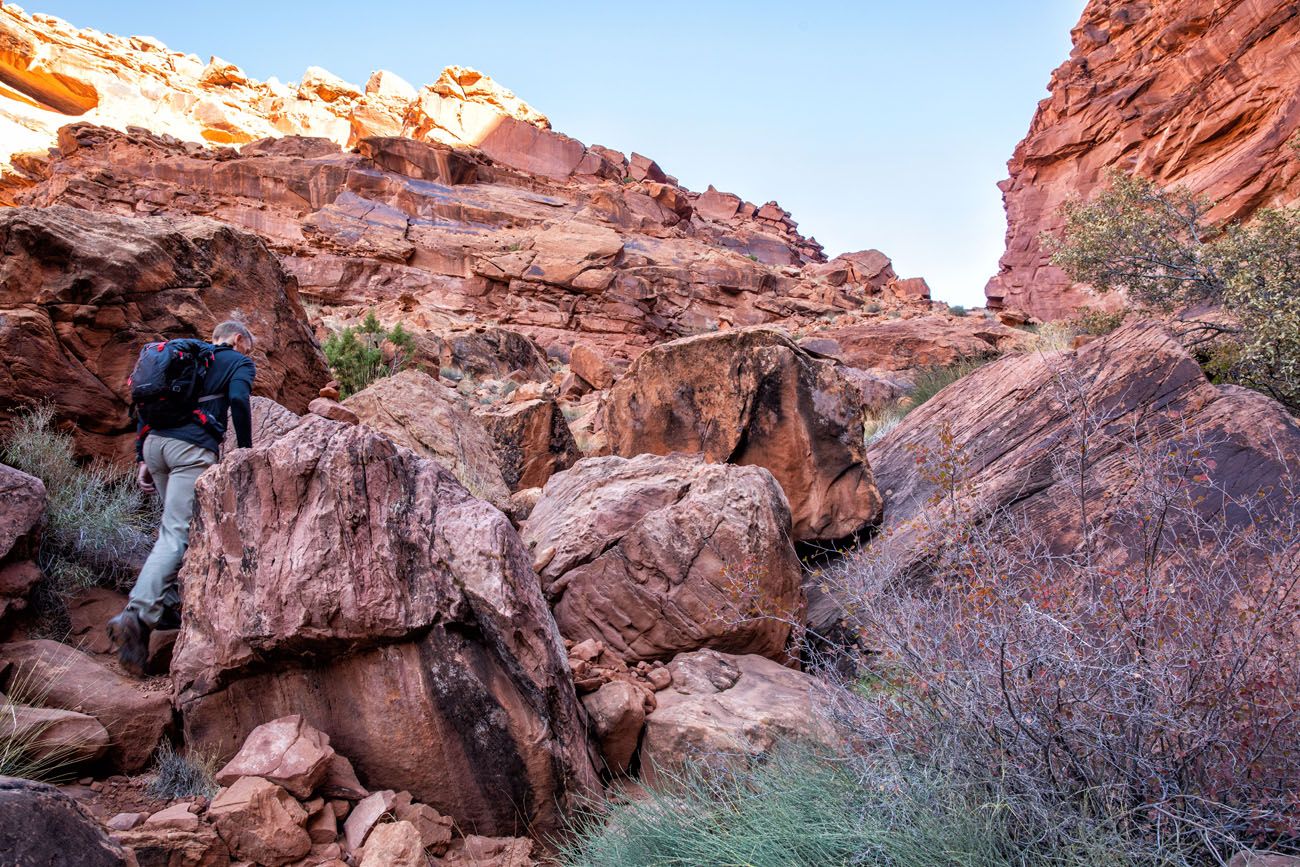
[322,311,415,398]
[1050,171,1300,412]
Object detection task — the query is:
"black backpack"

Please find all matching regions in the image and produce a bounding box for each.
[128,338,218,431]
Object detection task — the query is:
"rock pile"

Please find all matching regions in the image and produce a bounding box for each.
[109,715,538,866]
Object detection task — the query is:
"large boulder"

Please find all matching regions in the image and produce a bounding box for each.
[0,464,44,563]
[0,463,44,626]
[640,650,839,781]
[603,328,881,541]
[343,369,512,511]
[0,701,110,767]
[110,823,230,867]
[0,776,130,866]
[413,325,552,383]
[868,320,1300,577]
[476,398,579,491]
[0,207,327,461]
[171,415,596,837]
[522,453,802,663]
[0,640,171,772]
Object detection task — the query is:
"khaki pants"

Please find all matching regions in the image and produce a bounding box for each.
[125,436,217,628]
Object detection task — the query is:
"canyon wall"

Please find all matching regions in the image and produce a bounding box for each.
[987,0,1300,319]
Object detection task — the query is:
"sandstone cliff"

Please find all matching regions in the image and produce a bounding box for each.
[0,3,938,377]
[987,0,1300,319]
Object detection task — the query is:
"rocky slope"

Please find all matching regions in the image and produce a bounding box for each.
[0,3,936,376]
[4,5,1299,866]
[987,0,1300,319]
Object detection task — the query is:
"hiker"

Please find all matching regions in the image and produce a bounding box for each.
[106,320,256,676]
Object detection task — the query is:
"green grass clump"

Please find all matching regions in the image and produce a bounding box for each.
[0,660,92,783]
[146,742,218,800]
[864,357,993,446]
[558,747,1133,867]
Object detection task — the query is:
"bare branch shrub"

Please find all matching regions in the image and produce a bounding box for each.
[819,373,1300,861]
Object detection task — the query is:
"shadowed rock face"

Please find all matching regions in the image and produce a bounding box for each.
[867,320,1300,577]
[171,415,597,837]
[603,328,882,542]
[477,398,580,492]
[988,0,1300,319]
[0,776,130,866]
[0,206,327,461]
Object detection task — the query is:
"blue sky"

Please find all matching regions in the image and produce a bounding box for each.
[35,1,1085,306]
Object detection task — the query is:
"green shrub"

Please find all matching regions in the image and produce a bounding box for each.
[322,311,416,398]
[1050,171,1300,412]
[947,304,967,317]
[1,406,155,610]
[146,741,218,800]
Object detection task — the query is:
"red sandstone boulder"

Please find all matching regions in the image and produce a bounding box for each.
[110,823,229,867]
[603,328,882,541]
[358,820,424,867]
[343,370,512,511]
[475,398,579,492]
[222,397,304,453]
[0,702,110,768]
[434,835,534,866]
[0,207,327,461]
[640,650,839,782]
[0,640,170,772]
[0,464,43,563]
[171,415,596,836]
[410,325,552,383]
[0,463,44,625]
[522,453,803,663]
[569,342,614,390]
[207,776,311,866]
[580,681,646,776]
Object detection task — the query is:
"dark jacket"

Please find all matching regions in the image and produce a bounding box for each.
[136,343,256,460]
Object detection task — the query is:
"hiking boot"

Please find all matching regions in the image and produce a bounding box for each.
[106,609,151,678]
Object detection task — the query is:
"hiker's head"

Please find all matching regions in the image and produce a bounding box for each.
[211,320,254,355]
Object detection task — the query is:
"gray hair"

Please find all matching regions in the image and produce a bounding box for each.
[211,319,254,348]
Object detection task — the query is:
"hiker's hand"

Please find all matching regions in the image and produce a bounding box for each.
[137,462,156,494]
